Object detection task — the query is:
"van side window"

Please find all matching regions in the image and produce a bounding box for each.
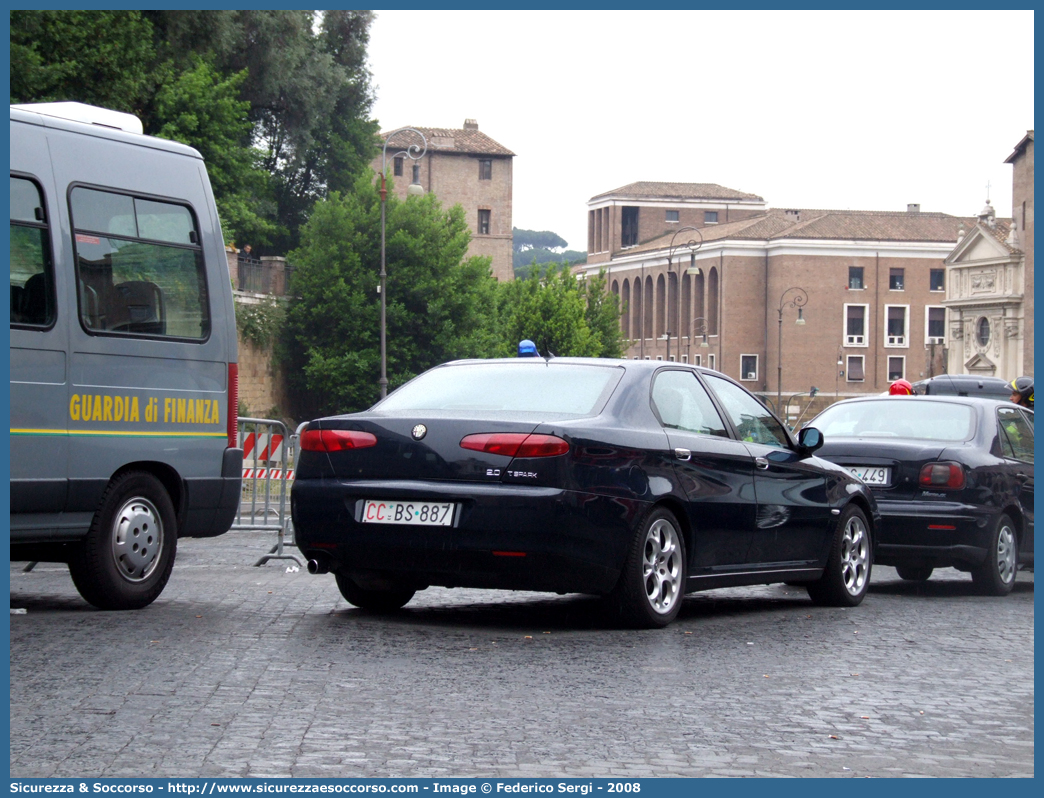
[10,176,56,327]
[70,187,210,339]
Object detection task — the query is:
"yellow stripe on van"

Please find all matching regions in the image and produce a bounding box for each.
[11,428,227,438]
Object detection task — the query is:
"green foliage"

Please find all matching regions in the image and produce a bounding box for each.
[511,227,586,274]
[513,228,568,252]
[151,56,274,246]
[282,172,499,417]
[494,268,624,359]
[10,10,378,254]
[235,297,285,348]
[10,10,156,111]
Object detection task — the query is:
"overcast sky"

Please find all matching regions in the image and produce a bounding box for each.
[367,10,1034,252]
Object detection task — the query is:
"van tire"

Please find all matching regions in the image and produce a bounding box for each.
[69,471,177,610]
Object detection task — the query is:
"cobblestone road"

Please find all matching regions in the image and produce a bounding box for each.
[9,529,1034,778]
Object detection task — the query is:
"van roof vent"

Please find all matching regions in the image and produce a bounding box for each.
[12,102,144,135]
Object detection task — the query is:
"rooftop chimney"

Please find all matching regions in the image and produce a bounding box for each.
[907,203,920,214]
[464,119,478,130]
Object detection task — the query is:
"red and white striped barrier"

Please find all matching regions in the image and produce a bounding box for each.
[242,431,285,462]
[243,468,294,481]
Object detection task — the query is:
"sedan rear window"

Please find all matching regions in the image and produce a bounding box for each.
[814,399,975,442]
[377,362,624,418]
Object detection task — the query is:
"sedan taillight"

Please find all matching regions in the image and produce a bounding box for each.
[918,462,965,489]
[460,433,569,458]
[301,429,377,452]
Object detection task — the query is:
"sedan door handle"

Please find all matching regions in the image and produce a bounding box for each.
[674,448,691,462]
[755,457,770,470]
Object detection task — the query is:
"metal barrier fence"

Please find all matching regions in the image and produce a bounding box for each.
[232,417,302,567]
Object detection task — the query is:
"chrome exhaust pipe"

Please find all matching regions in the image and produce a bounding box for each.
[307,558,330,575]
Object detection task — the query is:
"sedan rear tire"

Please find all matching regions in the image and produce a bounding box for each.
[971,514,1018,596]
[807,505,872,607]
[896,566,934,582]
[334,571,415,611]
[610,506,687,628]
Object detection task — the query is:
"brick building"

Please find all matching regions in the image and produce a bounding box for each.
[943,130,1033,381]
[374,120,515,281]
[579,185,981,408]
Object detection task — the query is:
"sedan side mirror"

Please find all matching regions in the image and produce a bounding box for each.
[797,426,824,454]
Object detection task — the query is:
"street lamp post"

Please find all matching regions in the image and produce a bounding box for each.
[687,316,710,363]
[378,128,427,398]
[835,345,844,399]
[776,286,809,415]
[666,227,703,362]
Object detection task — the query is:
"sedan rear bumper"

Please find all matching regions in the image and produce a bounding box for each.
[874,499,997,569]
[291,478,645,595]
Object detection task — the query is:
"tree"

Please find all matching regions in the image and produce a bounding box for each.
[282,172,499,418]
[10,10,156,111]
[11,10,380,252]
[513,228,568,253]
[580,270,625,358]
[512,227,587,274]
[494,268,622,359]
[151,56,274,246]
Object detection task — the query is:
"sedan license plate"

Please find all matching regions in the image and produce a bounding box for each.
[361,500,456,527]
[846,466,890,485]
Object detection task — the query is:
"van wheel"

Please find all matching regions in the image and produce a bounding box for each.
[68,472,177,610]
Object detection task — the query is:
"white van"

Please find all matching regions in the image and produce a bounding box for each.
[10,103,242,609]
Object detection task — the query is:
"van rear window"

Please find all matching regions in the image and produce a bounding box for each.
[71,187,209,340]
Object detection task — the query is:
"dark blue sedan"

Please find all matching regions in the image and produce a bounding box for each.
[291,359,879,627]
[809,396,1033,595]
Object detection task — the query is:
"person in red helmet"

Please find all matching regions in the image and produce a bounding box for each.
[889,379,915,395]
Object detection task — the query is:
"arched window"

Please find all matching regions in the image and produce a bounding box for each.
[977,317,991,347]
[681,273,691,343]
[707,267,719,335]
[632,278,642,341]
[621,279,630,339]
[644,275,654,339]
[667,271,678,339]
[655,274,667,337]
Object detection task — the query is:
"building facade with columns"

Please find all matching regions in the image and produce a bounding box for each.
[943,131,1033,382]
[374,120,515,281]
[578,183,979,410]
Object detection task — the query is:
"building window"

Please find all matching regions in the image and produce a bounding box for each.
[848,266,864,290]
[887,356,905,382]
[478,159,492,180]
[930,268,945,291]
[846,355,865,382]
[977,317,991,347]
[681,354,688,363]
[656,355,663,361]
[478,209,491,235]
[885,305,908,347]
[926,307,946,344]
[844,303,868,346]
[740,355,758,381]
[666,210,679,223]
[704,211,718,224]
[708,354,716,371]
[621,207,639,247]
[693,354,702,367]
[393,156,403,177]
[889,268,905,290]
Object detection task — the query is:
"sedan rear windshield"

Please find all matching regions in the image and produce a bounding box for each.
[377,362,624,418]
[813,399,976,442]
